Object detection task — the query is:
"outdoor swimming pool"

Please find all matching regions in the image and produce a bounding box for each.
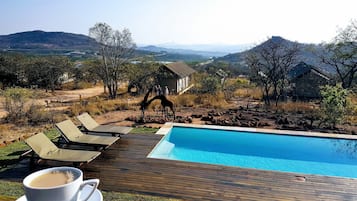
[148,124,357,178]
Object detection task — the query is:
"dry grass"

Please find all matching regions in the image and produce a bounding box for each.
[61,81,96,90]
[174,94,197,107]
[273,101,317,113]
[226,77,250,87]
[67,91,233,116]
[345,93,357,125]
[193,92,230,109]
[234,87,262,100]
[67,94,139,116]
[0,123,44,143]
[169,93,229,109]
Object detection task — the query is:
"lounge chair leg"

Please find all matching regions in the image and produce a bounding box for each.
[29,154,36,170]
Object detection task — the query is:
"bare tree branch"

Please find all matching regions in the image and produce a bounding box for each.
[89,23,136,99]
[246,37,299,106]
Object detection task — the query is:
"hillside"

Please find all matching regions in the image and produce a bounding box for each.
[215,36,334,74]
[0,30,98,51]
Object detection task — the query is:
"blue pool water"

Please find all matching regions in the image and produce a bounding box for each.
[148,126,357,178]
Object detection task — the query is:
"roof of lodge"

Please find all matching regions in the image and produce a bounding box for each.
[288,62,330,81]
[162,62,196,78]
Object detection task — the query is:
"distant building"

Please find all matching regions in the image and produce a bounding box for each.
[288,62,330,99]
[157,62,196,94]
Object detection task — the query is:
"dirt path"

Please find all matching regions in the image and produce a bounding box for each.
[47,86,104,101]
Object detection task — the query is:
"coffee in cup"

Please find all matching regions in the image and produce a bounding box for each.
[23,166,99,201]
[29,170,75,188]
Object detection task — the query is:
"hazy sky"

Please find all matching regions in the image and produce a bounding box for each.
[1,0,356,45]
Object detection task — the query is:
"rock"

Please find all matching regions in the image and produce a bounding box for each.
[253,117,260,121]
[211,118,217,124]
[178,119,185,123]
[191,114,202,118]
[236,113,243,120]
[201,116,213,121]
[277,117,290,125]
[259,121,270,127]
[240,122,249,127]
[212,112,221,117]
[233,121,241,126]
[187,117,193,123]
[249,121,257,127]
[175,115,183,119]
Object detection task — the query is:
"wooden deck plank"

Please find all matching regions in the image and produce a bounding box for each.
[82,134,357,201]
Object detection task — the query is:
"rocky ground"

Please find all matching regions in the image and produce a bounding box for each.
[97,105,356,135]
[1,86,356,146]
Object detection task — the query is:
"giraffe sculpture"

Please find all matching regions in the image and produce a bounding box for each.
[140,87,153,119]
[149,95,175,120]
[140,87,175,120]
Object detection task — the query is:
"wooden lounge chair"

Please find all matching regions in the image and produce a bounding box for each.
[55,119,119,149]
[77,112,132,136]
[24,133,101,166]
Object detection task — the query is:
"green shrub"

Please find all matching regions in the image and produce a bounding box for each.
[320,84,349,127]
[2,87,31,122]
[200,76,220,94]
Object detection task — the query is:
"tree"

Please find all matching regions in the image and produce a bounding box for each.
[0,55,17,89]
[0,53,26,89]
[89,23,136,99]
[321,19,357,89]
[200,75,220,94]
[127,60,159,94]
[246,37,299,105]
[320,84,349,128]
[81,59,104,87]
[25,56,71,92]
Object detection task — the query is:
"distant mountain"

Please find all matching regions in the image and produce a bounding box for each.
[0,30,98,51]
[157,43,252,54]
[137,45,226,58]
[215,36,334,74]
[0,31,209,62]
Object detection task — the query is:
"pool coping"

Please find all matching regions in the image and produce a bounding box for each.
[155,122,357,140]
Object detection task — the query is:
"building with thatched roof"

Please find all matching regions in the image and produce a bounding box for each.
[288,62,330,99]
[157,62,196,94]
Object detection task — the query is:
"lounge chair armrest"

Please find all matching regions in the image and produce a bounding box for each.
[19,149,34,160]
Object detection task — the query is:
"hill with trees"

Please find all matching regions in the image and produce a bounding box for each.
[214,36,334,74]
[0,30,98,54]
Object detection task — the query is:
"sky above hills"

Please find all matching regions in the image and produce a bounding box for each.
[1,0,356,45]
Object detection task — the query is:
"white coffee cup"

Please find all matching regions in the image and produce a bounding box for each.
[23,166,99,201]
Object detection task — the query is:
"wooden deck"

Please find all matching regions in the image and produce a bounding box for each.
[82,134,357,201]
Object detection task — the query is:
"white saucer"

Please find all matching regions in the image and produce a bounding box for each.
[17,185,103,201]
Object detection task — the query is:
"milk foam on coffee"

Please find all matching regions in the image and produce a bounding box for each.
[29,170,74,188]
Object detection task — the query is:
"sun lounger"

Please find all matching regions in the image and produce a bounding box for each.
[77,112,132,136]
[55,119,119,149]
[24,133,101,165]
